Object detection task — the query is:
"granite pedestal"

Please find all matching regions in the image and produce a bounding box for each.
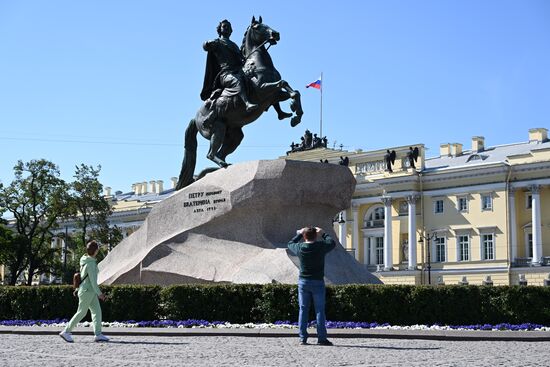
[99,159,381,285]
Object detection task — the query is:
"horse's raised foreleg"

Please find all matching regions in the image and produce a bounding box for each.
[280,83,303,114]
[289,90,303,127]
[277,81,297,98]
[273,101,292,120]
[254,79,293,120]
[217,127,244,162]
[274,81,304,126]
[207,120,229,168]
[257,78,303,126]
[257,80,285,91]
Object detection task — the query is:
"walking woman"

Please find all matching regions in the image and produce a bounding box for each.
[59,240,109,343]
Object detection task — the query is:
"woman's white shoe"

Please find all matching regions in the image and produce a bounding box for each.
[59,331,74,343]
[94,334,110,342]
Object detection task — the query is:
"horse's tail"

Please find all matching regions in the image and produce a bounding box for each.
[175,119,198,190]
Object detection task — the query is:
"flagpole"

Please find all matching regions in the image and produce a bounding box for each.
[320,72,323,140]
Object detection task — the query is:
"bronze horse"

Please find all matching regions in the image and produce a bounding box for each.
[176,17,303,190]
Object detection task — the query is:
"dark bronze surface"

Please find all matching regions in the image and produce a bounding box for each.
[177,17,303,190]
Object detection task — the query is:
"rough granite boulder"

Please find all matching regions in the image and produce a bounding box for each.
[98,159,381,285]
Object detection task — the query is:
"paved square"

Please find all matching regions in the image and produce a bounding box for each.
[1,334,550,366]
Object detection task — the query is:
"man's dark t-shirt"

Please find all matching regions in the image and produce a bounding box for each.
[287,233,336,280]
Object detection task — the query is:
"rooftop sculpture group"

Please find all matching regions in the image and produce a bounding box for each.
[176,17,304,190]
[384,146,420,172]
[287,129,328,154]
[339,156,349,166]
[322,156,349,165]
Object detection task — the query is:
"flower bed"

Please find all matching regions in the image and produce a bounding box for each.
[1,319,549,331]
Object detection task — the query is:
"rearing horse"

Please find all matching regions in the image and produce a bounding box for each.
[176,16,303,190]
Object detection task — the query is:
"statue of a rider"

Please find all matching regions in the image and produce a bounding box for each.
[201,19,258,126]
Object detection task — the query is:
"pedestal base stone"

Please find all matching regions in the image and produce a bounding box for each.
[98,159,381,285]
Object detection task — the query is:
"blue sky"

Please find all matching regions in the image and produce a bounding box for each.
[1,1,549,192]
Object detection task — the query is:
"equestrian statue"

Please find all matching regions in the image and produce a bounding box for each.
[176,17,303,190]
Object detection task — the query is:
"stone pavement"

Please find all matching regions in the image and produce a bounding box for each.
[1,328,550,366]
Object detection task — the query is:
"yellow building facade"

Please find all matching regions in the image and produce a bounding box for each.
[285,128,550,286]
[3,129,549,287]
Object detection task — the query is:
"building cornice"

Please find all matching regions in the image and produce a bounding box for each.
[509,161,550,175]
[356,173,419,189]
[352,190,421,204]
[434,266,509,275]
[419,163,509,183]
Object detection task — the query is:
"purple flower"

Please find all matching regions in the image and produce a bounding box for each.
[0,319,547,331]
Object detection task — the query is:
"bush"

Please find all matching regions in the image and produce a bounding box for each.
[254,284,298,322]
[326,284,375,321]
[504,286,550,324]
[161,284,264,323]
[1,284,549,325]
[101,285,162,321]
[409,285,483,325]
[0,286,76,320]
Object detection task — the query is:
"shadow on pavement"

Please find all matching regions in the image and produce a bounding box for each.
[335,345,441,350]
[108,340,189,346]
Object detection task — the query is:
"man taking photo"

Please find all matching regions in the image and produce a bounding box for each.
[287,226,335,346]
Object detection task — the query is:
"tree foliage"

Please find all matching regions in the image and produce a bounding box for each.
[64,164,122,278]
[0,161,125,285]
[68,164,111,246]
[0,160,69,285]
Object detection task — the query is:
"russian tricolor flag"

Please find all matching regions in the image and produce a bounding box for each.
[306,76,321,90]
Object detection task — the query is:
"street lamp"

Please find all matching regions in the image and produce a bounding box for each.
[418,232,437,285]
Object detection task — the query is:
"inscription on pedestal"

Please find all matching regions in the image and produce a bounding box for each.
[183,190,228,213]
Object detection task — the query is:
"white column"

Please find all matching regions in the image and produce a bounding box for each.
[352,206,359,261]
[407,195,418,270]
[370,237,376,265]
[338,211,347,245]
[363,237,369,265]
[531,185,543,264]
[61,237,67,267]
[509,188,517,263]
[50,238,56,284]
[382,196,393,271]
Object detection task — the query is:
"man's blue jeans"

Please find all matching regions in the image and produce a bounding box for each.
[298,278,327,342]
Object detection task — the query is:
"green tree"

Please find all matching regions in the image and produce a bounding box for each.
[65,164,122,276]
[0,223,25,285]
[0,160,69,285]
[68,164,112,246]
[93,223,123,256]
[0,213,16,284]
[0,183,21,285]
[64,223,122,280]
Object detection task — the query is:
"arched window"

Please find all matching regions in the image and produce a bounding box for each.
[364,205,385,228]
